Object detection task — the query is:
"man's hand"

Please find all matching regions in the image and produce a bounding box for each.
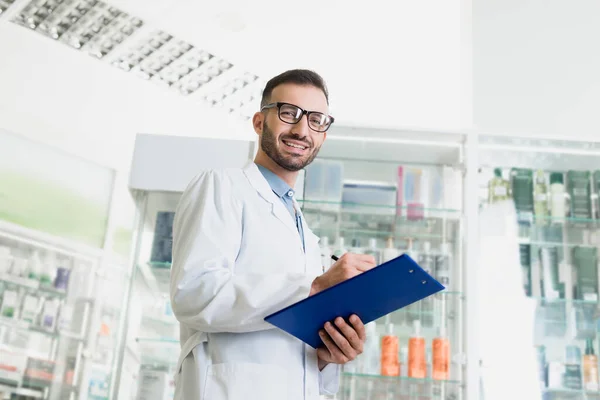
[310,253,376,296]
[316,314,366,370]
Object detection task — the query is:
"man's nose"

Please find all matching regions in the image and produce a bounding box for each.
[291,113,310,137]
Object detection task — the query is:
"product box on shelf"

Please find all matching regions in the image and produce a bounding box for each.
[341,181,396,216]
[511,168,534,225]
[303,159,344,212]
[151,212,175,264]
[0,350,28,386]
[22,357,55,389]
[136,366,174,400]
[567,170,592,220]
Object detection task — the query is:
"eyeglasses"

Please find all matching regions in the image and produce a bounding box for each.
[261,102,334,133]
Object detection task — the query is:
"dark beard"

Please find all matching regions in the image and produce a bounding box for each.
[261,121,320,171]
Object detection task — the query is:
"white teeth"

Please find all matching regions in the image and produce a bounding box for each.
[283,140,306,150]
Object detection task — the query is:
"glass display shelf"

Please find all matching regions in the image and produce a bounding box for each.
[135,337,178,345]
[299,200,462,215]
[339,373,463,400]
[342,372,462,385]
[142,314,177,327]
[134,337,178,370]
[138,262,171,294]
[543,388,600,400]
[0,383,44,399]
[0,274,67,299]
[0,316,85,341]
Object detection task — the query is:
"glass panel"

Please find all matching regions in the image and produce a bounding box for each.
[121,190,181,400]
[480,135,600,399]
[301,152,465,398]
[0,227,116,400]
[339,373,463,399]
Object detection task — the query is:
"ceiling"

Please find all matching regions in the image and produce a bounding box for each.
[0,0,468,171]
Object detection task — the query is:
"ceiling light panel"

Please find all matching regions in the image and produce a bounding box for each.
[0,0,17,15]
[112,30,234,95]
[206,73,263,119]
[12,0,143,58]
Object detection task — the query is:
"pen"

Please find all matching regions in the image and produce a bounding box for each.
[331,255,339,262]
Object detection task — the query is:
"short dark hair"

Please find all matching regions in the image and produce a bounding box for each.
[260,69,329,108]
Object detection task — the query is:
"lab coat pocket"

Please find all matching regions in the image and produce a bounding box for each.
[203,363,287,400]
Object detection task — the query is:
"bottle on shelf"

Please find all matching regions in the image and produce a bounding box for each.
[54,259,71,291]
[361,322,380,375]
[408,320,427,378]
[381,237,400,263]
[510,168,534,224]
[403,238,418,325]
[567,170,592,219]
[332,237,347,259]
[363,238,381,265]
[40,297,60,332]
[350,238,363,254]
[584,339,599,390]
[432,320,450,380]
[20,293,40,323]
[0,245,12,275]
[40,252,56,287]
[488,168,511,204]
[550,172,567,222]
[319,236,332,272]
[0,289,18,318]
[564,345,583,390]
[435,243,452,290]
[26,251,42,281]
[380,321,400,376]
[418,242,435,327]
[533,169,549,224]
[594,170,600,219]
[400,346,409,378]
[10,257,27,278]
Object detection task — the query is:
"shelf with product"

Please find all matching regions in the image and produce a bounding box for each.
[0,220,129,400]
[301,127,467,400]
[116,132,470,400]
[338,373,463,400]
[479,134,600,398]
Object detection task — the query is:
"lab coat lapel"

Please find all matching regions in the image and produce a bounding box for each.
[243,163,300,236]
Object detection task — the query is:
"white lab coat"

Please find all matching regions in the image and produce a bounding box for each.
[170,162,341,400]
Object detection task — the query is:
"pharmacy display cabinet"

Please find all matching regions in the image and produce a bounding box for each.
[116,129,476,400]
[0,221,129,400]
[479,135,600,400]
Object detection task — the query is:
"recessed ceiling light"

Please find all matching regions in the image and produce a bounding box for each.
[12,0,143,58]
[112,30,234,95]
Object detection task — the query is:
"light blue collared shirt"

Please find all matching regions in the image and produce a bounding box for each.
[256,164,305,252]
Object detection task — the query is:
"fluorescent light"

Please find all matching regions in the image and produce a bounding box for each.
[112,30,234,95]
[204,72,261,119]
[13,0,143,58]
[11,0,246,101]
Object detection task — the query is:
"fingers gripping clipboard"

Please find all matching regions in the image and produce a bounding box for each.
[264,254,445,349]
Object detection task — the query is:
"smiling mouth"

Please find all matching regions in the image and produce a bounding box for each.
[282,139,309,150]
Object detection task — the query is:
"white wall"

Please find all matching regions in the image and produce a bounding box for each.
[0,23,251,173]
[473,0,600,140]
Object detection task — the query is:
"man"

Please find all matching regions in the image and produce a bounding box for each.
[170,69,376,400]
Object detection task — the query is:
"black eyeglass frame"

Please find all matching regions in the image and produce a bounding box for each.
[260,102,335,133]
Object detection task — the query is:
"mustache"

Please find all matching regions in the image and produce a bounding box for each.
[280,134,312,148]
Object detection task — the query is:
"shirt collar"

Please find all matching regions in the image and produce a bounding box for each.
[256,163,294,199]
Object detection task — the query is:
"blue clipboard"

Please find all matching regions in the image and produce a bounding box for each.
[264,254,445,349]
